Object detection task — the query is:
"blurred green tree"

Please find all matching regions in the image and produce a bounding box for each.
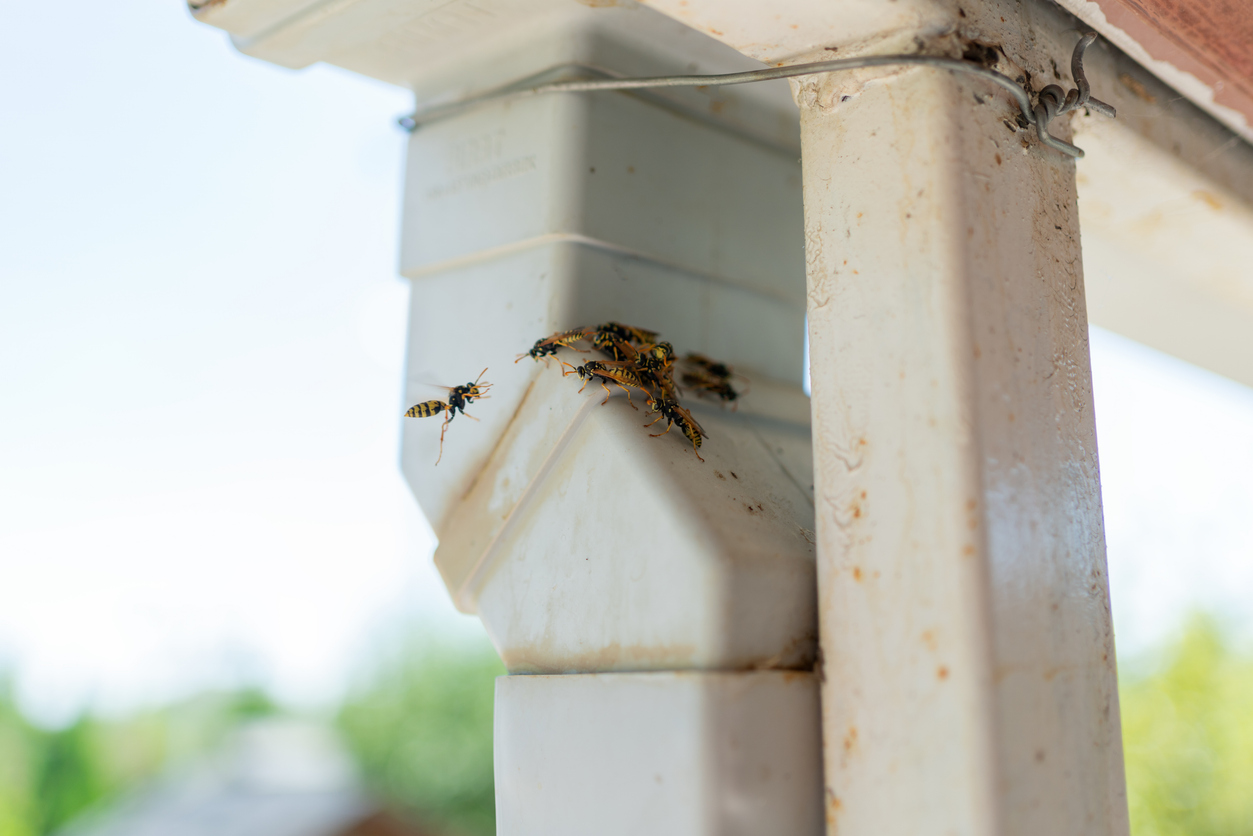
[0,683,279,836]
[1120,614,1253,836]
[337,635,504,836]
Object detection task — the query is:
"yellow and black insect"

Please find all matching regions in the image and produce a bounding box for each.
[613,340,679,400]
[516,327,592,363]
[561,360,648,408]
[404,368,492,465]
[644,395,708,462]
[680,352,741,406]
[589,322,660,361]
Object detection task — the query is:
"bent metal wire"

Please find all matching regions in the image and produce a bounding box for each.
[399,33,1115,158]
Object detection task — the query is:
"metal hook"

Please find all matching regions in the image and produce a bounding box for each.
[1033,33,1117,157]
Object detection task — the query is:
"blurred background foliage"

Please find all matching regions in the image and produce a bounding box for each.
[1,620,1249,836]
[1121,615,1253,836]
[0,635,502,836]
[337,637,504,836]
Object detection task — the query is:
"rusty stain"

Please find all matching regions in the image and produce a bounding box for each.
[1008,412,1016,422]
[921,630,938,651]
[714,470,726,481]
[826,788,842,826]
[503,640,698,672]
[937,665,950,680]
[851,504,862,518]
[709,100,726,115]
[626,165,635,174]
[1193,189,1223,210]
[852,566,863,581]
[748,630,818,672]
[1119,73,1157,103]
[995,153,1003,165]
[1035,749,1046,763]
[842,726,858,752]
[730,471,739,479]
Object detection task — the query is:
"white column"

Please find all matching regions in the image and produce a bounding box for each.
[797,21,1128,836]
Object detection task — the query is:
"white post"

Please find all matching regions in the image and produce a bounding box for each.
[795,11,1129,836]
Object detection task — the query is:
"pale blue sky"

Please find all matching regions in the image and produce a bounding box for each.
[1,1,1250,726]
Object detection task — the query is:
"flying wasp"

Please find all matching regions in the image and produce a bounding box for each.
[404,368,492,465]
[561,359,648,408]
[644,394,708,462]
[516,327,592,364]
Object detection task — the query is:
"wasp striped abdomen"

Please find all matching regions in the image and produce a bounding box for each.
[405,400,448,419]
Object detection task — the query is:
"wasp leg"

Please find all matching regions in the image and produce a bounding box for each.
[689,436,705,462]
[643,412,665,429]
[649,420,675,438]
[462,412,480,422]
[599,379,613,405]
[435,413,453,466]
[613,381,639,410]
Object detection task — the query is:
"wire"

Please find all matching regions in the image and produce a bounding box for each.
[398,35,1115,158]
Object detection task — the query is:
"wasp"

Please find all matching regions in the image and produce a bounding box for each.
[611,340,679,397]
[589,322,660,360]
[516,327,592,363]
[561,360,648,408]
[680,352,741,406]
[404,368,492,465]
[644,395,708,462]
[636,341,676,373]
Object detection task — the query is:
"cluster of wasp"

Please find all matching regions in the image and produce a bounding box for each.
[404,322,740,465]
[517,321,742,463]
